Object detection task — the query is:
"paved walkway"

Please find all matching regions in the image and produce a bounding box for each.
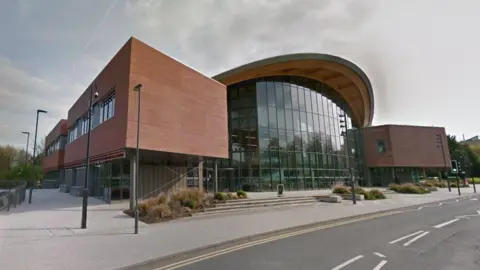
[0,188,478,270]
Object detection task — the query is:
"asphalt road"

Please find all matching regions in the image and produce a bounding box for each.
[174,195,480,270]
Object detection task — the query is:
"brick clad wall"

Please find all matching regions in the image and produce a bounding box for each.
[126,38,229,159]
[362,125,451,168]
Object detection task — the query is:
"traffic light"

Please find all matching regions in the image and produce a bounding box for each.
[451,160,458,174]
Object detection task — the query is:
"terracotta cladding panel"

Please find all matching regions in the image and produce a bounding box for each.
[64,39,132,166]
[43,150,64,172]
[126,38,228,158]
[389,125,451,168]
[45,119,68,146]
[362,126,394,167]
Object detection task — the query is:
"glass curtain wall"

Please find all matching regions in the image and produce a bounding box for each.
[222,76,363,192]
[94,159,130,203]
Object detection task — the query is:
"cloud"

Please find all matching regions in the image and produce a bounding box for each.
[125,0,377,75]
[0,57,84,149]
[3,0,480,149]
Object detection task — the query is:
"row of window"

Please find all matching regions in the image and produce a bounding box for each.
[45,136,66,156]
[67,94,115,144]
[256,82,345,117]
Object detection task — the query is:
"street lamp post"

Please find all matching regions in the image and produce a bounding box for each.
[81,85,98,229]
[339,113,356,205]
[29,109,47,204]
[133,84,142,234]
[21,131,30,165]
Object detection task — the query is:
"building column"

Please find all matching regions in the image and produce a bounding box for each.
[130,154,136,211]
[198,158,204,192]
[214,162,218,193]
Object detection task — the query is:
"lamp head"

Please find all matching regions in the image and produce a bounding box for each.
[134,84,142,92]
[37,109,47,114]
[94,92,99,98]
[21,131,29,135]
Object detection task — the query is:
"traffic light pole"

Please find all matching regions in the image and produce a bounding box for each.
[437,134,451,192]
[340,113,356,205]
[456,175,461,196]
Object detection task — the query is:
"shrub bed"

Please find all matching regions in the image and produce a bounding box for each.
[125,189,249,223]
[389,183,430,194]
[125,189,215,223]
[365,189,386,200]
[426,180,448,188]
[332,186,351,194]
[237,190,248,198]
[332,186,386,200]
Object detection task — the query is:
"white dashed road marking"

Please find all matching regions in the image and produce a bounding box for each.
[434,219,460,229]
[330,255,364,270]
[403,231,429,247]
[389,230,425,244]
[373,260,388,270]
[373,252,386,258]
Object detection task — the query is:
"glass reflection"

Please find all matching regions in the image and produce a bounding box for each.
[225,76,362,192]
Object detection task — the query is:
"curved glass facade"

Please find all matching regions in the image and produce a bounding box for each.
[217,76,364,192]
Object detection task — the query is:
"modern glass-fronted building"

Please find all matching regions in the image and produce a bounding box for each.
[44,38,375,204]
[213,76,366,192]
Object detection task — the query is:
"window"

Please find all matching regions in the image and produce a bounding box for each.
[377,140,386,153]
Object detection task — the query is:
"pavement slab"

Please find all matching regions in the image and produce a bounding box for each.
[0,187,478,270]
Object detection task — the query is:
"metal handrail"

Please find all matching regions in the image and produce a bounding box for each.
[141,167,198,199]
[0,180,27,212]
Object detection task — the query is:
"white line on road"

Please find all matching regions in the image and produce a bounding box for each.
[389,230,425,244]
[403,231,430,247]
[470,198,478,201]
[434,219,460,229]
[477,210,480,215]
[373,260,388,270]
[417,207,423,210]
[456,200,459,202]
[331,255,364,270]
[373,252,386,258]
[438,202,443,206]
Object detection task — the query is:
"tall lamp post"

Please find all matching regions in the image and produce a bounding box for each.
[339,113,356,205]
[133,83,142,234]
[21,131,30,165]
[29,109,47,204]
[81,85,98,229]
[436,134,450,192]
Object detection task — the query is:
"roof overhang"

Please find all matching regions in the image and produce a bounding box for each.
[213,53,374,127]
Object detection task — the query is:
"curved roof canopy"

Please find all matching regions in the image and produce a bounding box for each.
[213,53,374,127]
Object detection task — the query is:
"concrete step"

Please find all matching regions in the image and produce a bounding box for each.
[219,196,319,207]
[222,196,321,206]
[206,197,319,212]
[198,199,320,216]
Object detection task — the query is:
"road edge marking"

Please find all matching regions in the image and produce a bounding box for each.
[152,212,399,270]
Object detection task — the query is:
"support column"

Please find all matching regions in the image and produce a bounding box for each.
[198,159,204,192]
[130,155,136,211]
[214,162,218,193]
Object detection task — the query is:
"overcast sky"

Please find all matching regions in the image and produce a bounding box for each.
[1,0,479,150]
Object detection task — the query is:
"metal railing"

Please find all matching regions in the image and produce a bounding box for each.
[0,180,27,212]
